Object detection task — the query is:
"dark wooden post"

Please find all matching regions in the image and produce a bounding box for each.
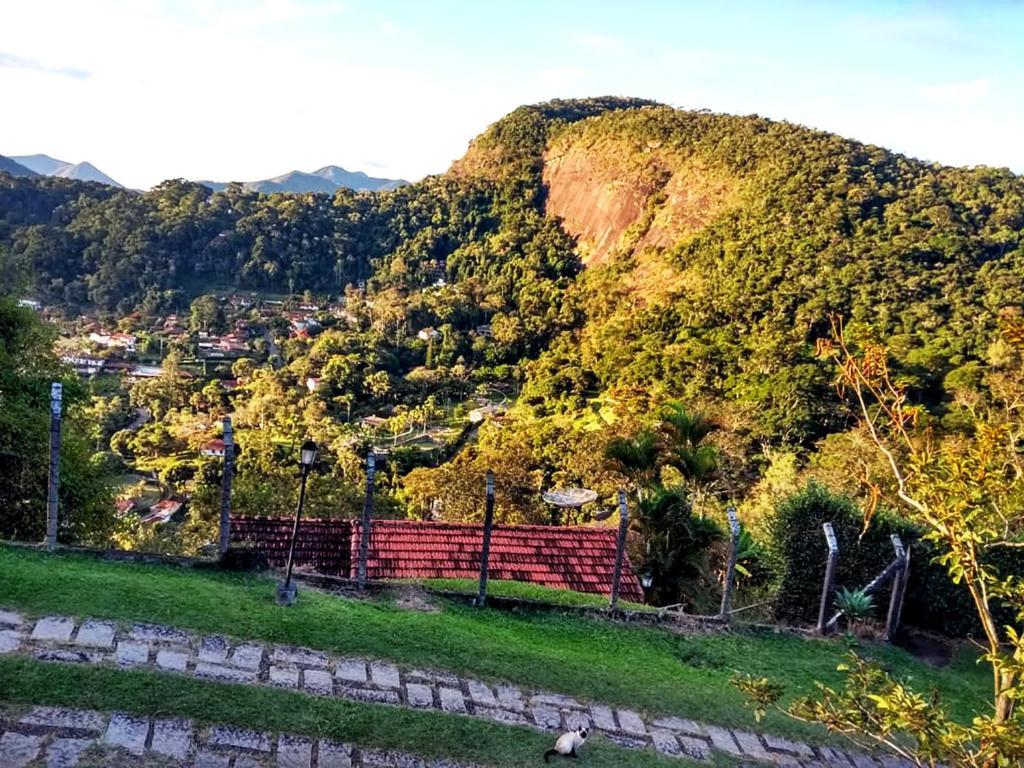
[357,453,377,588]
[476,470,495,607]
[718,506,741,620]
[218,416,234,556]
[817,522,840,635]
[46,383,63,552]
[609,490,629,610]
[885,534,907,642]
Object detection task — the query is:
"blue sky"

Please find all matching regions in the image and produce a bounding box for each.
[2,0,1022,189]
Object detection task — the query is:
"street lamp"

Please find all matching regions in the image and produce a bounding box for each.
[640,571,654,604]
[277,439,318,605]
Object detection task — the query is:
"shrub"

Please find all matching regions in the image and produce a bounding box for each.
[834,587,874,623]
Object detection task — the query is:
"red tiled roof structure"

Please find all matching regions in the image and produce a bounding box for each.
[351,520,644,602]
[229,517,643,602]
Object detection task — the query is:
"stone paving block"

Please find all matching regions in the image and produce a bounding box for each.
[650,729,682,756]
[817,746,854,766]
[151,718,193,759]
[195,662,258,683]
[194,750,231,767]
[277,734,313,768]
[732,730,770,760]
[531,705,563,730]
[475,707,529,726]
[335,659,367,683]
[530,692,584,709]
[564,710,591,732]
[74,620,116,649]
[678,736,711,761]
[0,629,23,654]
[494,683,526,712]
[764,734,814,758]
[438,686,466,714]
[303,668,334,695]
[269,665,300,688]
[587,704,616,732]
[361,749,427,768]
[703,725,742,756]
[198,635,229,663]
[406,669,460,686]
[208,726,272,752]
[318,740,353,768]
[877,757,914,768]
[21,707,107,732]
[104,712,149,755]
[156,649,190,672]
[271,646,328,668]
[31,615,76,643]
[466,679,497,707]
[35,648,102,665]
[234,756,269,768]
[405,682,435,708]
[343,688,401,705]
[605,733,649,750]
[115,641,150,666]
[0,732,45,767]
[369,661,401,688]
[230,643,265,670]
[0,609,25,627]
[652,716,704,736]
[615,709,646,736]
[129,622,194,645]
[45,737,94,768]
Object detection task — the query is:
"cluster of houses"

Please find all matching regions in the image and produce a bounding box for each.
[115,497,184,525]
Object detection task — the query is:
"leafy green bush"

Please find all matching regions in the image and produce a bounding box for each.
[834,587,874,622]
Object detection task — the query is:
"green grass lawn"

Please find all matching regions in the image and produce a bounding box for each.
[0,659,711,768]
[0,545,991,744]
[418,577,653,610]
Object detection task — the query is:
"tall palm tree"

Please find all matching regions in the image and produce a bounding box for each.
[604,429,660,501]
[659,403,719,514]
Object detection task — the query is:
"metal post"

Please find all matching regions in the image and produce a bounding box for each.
[817,522,840,635]
[719,506,741,620]
[476,470,495,607]
[278,464,309,605]
[218,417,234,556]
[885,534,907,641]
[357,453,377,588]
[609,490,629,610]
[893,544,911,632]
[46,383,63,551]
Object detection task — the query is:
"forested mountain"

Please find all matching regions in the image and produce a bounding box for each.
[11,154,123,187]
[2,96,1023,449]
[0,156,37,178]
[198,165,407,194]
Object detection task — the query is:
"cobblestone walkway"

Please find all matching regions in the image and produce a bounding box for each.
[0,609,907,768]
[0,705,481,767]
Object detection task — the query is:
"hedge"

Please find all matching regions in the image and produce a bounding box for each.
[765,482,1021,637]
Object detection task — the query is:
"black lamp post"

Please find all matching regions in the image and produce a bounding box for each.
[277,439,318,605]
[640,571,654,603]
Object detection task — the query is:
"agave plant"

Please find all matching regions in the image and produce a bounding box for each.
[835,587,875,630]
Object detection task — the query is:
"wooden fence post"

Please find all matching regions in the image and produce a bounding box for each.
[817,522,840,635]
[609,490,629,611]
[476,470,495,607]
[885,534,907,642]
[218,416,234,556]
[46,383,63,552]
[719,506,741,621]
[357,453,376,588]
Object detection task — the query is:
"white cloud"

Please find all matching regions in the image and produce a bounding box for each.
[919,78,991,106]
[0,51,90,79]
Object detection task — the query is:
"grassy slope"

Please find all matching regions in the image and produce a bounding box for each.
[0,659,711,768]
[419,577,652,610]
[0,546,990,742]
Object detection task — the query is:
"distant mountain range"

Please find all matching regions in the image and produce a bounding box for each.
[11,154,123,187]
[0,155,38,178]
[197,165,407,194]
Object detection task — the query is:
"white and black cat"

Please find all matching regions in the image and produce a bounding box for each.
[543,727,588,762]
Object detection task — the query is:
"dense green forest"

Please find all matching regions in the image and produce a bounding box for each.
[2,97,1023,621]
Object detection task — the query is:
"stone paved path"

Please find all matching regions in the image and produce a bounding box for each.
[0,609,908,767]
[0,705,481,767]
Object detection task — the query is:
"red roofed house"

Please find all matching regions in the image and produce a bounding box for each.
[201,439,226,457]
[230,517,643,602]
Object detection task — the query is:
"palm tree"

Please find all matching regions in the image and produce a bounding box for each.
[604,429,660,501]
[659,403,719,515]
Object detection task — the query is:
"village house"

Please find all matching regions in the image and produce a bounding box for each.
[89,331,137,352]
[201,439,226,458]
[141,499,183,524]
[417,327,441,342]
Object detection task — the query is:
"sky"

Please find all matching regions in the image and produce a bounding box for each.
[2,0,1023,190]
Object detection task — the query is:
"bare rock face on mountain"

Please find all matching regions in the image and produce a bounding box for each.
[0,155,38,178]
